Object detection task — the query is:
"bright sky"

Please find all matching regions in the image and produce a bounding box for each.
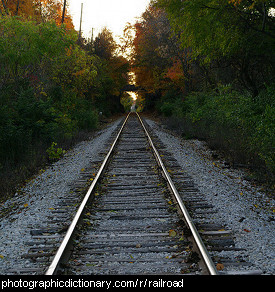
[67,0,151,39]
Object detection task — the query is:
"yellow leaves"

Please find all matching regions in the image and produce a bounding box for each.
[39,168,46,174]
[23,203,28,208]
[83,219,91,226]
[169,230,177,237]
[0,254,4,259]
[81,168,85,172]
[40,91,47,96]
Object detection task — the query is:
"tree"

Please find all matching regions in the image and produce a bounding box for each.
[122,3,197,112]
[93,27,129,97]
[128,6,175,94]
[0,0,74,30]
[155,0,275,96]
[94,27,117,60]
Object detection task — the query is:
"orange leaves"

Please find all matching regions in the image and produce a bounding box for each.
[229,0,243,5]
[73,69,86,77]
[165,59,184,82]
[229,0,258,9]
[216,263,224,271]
[0,0,74,30]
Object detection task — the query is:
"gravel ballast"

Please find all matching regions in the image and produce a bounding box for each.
[0,114,274,275]
[144,117,274,274]
[0,117,123,274]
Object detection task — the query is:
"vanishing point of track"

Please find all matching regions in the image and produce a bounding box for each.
[45,112,217,275]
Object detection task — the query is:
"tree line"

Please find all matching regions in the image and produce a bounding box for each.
[0,1,130,198]
[124,0,274,182]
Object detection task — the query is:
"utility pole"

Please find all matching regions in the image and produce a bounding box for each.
[61,0,67,24]
[78,3,83,40]
[91,28,94,43]
[90,27,95,53]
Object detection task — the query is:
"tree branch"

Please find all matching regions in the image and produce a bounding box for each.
[1,0,9,15]
[201,4,219,10]
[15,0,20,16]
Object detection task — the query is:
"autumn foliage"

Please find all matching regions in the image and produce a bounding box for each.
[0,0,74,29]
[126,1,274,180]
[0,3,130,197]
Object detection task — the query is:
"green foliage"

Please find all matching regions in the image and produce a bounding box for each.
[160,102,174,117]
[0,17,74,84]
[46,142,66,161]
[155,0,275,95]
[251,85,275,172]
[160,84,275,175]
[131,1,274,180]
[0,17,127,189]
[156,0,274,61]
[120,92,134,112]
[50,45,98,97]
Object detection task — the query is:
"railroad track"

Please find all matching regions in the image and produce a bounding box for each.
[43,113,216,275]
[13,112,261,275]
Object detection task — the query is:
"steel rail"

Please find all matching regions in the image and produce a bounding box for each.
[46,112,217,275]
[45,113,130,275]
[136,112,218,275]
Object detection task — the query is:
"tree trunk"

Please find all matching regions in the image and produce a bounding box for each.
[15,0,20,15]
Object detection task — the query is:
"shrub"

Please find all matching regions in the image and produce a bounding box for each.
[46,142,66,161]
[158,84,275,179]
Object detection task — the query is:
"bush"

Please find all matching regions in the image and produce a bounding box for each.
[0,17,129,199]
[158,84,275,178]
[0,18,99,166]
[160,102,175,117]
[46,142,66,161]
